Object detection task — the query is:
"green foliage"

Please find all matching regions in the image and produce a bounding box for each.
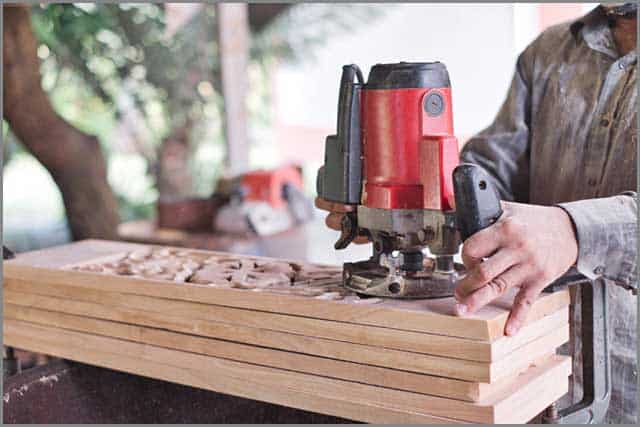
[31,3,225,218]
[31,3,217,148]
[23,3,380,221]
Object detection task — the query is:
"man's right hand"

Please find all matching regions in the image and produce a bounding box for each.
[315,197,370,244]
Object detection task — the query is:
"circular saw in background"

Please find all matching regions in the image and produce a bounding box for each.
[213,165,315,236]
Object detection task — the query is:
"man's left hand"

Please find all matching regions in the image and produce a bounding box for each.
[454,201,578,336]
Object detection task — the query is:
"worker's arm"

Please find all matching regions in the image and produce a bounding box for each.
[454,201,579,335]
[456,49,558,335]
[456,47,638,335]
[460,53,531,203]
[557,192,638,290]
[455,194,638,333]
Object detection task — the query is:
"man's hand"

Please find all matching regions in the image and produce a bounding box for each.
[315,197,369,244]
[454,201,578,336]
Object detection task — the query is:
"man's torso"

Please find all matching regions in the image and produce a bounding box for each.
[520,10,637,423]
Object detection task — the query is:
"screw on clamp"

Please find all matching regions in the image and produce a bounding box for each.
[541,279,611,424]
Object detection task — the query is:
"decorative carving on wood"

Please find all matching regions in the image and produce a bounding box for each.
[68,247,380,303]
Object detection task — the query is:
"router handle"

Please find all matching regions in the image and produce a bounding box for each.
[453,163,503,241]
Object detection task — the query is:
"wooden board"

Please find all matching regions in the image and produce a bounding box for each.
[3,321,454,425]
[4,289,569,383]
[3,303,561,403]
[5,279,570,363]
[4,239,570,341]
[4,240,572,422]
[4,319,571,424]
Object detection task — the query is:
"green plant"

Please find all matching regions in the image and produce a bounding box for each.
[25,3,381,220]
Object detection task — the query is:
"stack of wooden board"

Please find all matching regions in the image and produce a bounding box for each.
[3,240,571,424]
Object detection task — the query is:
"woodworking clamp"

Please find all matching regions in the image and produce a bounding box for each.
[541,273,612,424]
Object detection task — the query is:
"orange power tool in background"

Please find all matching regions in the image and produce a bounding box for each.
[213,165,314,236]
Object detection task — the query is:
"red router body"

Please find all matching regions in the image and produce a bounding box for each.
[361,72,459,211]
[316,62,467,298]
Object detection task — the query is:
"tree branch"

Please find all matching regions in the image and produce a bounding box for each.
[3,5,120,240]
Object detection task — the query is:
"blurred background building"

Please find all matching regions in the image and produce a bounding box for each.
[2,2,596,262]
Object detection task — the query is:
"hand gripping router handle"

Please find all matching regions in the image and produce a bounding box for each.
[452,163,503,240]
[453,164,612,423]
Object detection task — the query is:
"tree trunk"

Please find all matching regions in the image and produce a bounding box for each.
[3,5,120,240]
[156,123,194,200]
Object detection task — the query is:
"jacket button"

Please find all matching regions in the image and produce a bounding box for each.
[600,118,610,127]
[594,266,605,275]
[588,178,598,186]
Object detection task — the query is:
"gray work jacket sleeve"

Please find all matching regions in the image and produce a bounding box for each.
[557,193,638,290]
[460,54,531,203]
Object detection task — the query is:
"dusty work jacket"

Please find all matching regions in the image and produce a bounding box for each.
[461,6,637,423]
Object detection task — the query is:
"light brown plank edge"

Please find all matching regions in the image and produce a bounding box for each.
[4,319,571,424]
[4,239,570,341]
[4,290,569,383]
[4,303,559,402]
[6,279,569,362]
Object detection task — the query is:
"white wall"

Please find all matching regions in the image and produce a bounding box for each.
[513,4,540,56]
[274,4,519,139]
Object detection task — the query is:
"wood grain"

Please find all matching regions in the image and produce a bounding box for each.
[4,319,571,424]
[3,325,456,424]
[5,279,569,362]
[4,303,566,403]
[4,290,569,382]
[3,240,573,422]
[1,304,482,401]
[4,239,571,341]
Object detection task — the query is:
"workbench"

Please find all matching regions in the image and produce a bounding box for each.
[3,359,348,423]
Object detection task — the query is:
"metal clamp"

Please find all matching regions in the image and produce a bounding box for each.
[542,273,611,424]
